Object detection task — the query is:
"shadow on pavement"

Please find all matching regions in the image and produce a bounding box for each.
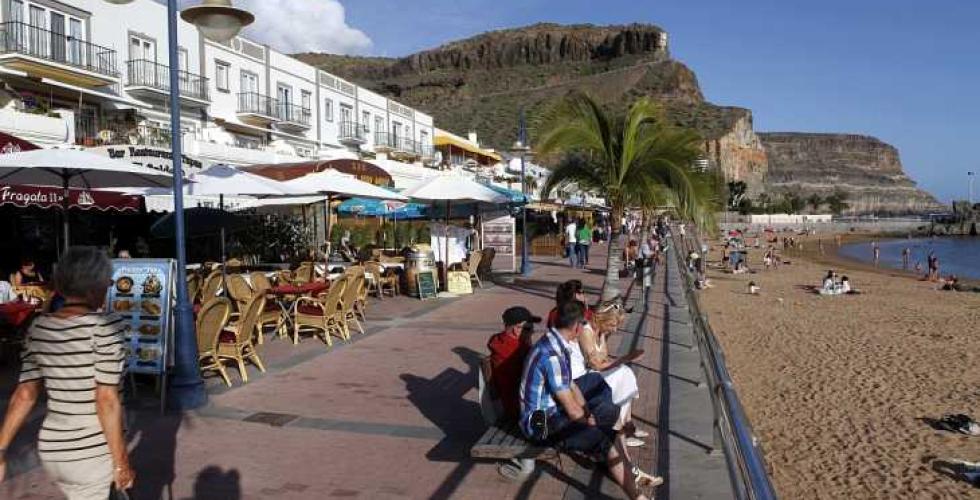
[181,465,242,500]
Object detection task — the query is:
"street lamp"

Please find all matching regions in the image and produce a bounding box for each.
[104,0,253,410]
[511,109,532,277]
[969,171,975,205]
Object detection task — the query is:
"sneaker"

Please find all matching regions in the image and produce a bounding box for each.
[625,437,645,447]
[632,429,650,439]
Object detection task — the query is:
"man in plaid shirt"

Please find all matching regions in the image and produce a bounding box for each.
[519,301,661,498]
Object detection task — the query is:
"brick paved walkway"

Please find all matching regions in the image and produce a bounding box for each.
[0,245,671,499]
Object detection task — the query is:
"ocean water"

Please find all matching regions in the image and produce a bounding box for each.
[839,237,980,280]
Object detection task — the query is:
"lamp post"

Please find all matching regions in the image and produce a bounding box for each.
[511,110,532,277]
[969,171,975,205]
[104,0,253,410]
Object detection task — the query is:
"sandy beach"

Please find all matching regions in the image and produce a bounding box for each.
[697,234,980,499]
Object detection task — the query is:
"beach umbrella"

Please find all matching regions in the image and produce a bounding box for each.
[338,197,427,248]
[281,168,407,254]
[402,175,509,286]
[0,148,172,250]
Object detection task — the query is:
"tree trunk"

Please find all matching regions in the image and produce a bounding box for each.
[600,203,624,302]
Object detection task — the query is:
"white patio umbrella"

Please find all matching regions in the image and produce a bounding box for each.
[0,148,173,250]
[282,169,407,255]
[134,164,310,262]
[401,175,509,287]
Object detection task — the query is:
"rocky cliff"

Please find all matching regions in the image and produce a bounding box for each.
[760,133,942,214]
[295,23,939,214]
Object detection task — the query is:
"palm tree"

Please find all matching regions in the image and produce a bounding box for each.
[536,92,709,302]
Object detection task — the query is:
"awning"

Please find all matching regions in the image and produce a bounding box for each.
[245,159,394,187]
[39,78,151,109]
[433,134,502,162]
[0,184,141,212]
[337,197,426,218]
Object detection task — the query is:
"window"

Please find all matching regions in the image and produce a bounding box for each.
[301,90,311,110]
[324,98,333,122]
[362,111,370,131]
[215,61,229,92]
[9,1,23,23]
[339,103,352,124]
[375,116,384,136]
[240,70,258,93]
[420,130,429,145]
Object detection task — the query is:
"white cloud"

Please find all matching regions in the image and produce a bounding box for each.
[177,0,372,55]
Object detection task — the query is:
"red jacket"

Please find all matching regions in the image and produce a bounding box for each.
[487,330,530,420]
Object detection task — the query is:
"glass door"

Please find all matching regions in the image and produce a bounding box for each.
[276,84,291,121]
[49,12,64,62]
[68,18,81,65]
[28,5,44,57]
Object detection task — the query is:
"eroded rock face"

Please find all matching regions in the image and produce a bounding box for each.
[760,133,943,215]
[703,109,768,195]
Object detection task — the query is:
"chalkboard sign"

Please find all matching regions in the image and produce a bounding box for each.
[416,270,438,300]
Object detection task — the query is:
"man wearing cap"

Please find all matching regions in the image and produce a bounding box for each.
[488,306,541,421]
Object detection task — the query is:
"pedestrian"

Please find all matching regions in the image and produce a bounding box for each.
[0,247,134,499]
[872,241,880,267]
[577,219,592,268]
[565,219,578,268]
[901,247,910,270]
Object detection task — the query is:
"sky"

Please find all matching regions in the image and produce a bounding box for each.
[229,0,979,202]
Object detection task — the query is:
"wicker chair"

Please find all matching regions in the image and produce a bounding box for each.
[187,273,202,304]
[200,270,223,303]
[217,294,267,383]
[249,272,283,344]
[225,274,253,318]
[292,262,315,285]
[365,262,399,298]
[338,274,365,335]
[196,297,233,386]
[466,250,484,289]
[292,280,348,346]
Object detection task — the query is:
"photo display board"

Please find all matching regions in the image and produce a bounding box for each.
[106,259,175,375]
[482,210,516,272]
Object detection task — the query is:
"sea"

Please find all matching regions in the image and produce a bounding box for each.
[839,237,980,280]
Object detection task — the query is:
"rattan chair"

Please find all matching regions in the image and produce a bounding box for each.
[292,280,348,346]
[365,262,398,298]
[187,273,202,304]
[338,274,365,335]
[200,270,223,303]
[292,262,315,285]
[196,297,233,386]
[467,250,484,289]
[225,274,253,318]
[217,294,267,383]
[249,272,283,344]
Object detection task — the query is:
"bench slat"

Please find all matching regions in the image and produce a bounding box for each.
[471,423,557,460]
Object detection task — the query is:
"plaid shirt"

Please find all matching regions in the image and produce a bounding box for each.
[519,328,573,438]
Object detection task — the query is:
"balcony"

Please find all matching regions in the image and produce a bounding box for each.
[393,136,418,159]
[274,101,311,130]
[338,121,367,147]
[237,92,278,125]
[125,59,209,105]
[373,131,395,153]
[417,143,436,162]
[0,21,117,86]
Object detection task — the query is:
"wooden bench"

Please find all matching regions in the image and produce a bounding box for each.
[470,356,557,462]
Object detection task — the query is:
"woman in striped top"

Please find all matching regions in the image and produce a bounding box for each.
[0,247,134,499]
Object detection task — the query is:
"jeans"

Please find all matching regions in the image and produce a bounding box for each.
[574,372,619,428]
[567,243,577,267]
[579,244,590,266]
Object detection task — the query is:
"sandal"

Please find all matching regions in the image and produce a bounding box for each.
[632,466,664,487]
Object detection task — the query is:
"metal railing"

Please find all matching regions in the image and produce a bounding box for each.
[670,228,778,500]
[338,120,367,142]
[395,136,417,154]
[373,132,395,149]
[417,142,435,159]
[237,92,277,118]
[275,101,311,127]
[126,59,209,101]
[0,21,117,77]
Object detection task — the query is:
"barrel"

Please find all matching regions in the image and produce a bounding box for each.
[403,251,435,297]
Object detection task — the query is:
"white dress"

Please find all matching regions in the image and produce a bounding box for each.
[577,326,639,406]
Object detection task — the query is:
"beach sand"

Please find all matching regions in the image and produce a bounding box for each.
[697,235,980,499]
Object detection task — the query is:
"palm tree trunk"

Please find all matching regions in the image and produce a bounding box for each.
[600,203,624,302]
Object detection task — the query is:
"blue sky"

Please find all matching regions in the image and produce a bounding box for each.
[306,0,979,202]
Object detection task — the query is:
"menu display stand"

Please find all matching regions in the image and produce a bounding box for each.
[106,259,176,414]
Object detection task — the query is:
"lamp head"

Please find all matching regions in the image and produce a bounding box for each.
[181,0,255,43]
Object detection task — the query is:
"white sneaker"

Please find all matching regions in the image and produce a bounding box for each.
[625,437,645,447]
[632,429,650,439]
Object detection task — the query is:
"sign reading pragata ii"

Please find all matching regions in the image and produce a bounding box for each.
[0,184,140,211]
[88,145,205,176]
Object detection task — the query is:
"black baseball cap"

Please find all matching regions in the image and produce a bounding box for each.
[502,306,542,327]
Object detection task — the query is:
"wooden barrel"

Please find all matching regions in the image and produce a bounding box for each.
[403,251,435,297]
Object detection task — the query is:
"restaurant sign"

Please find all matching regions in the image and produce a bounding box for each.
[0,184,141,212]
[88,145,205,176]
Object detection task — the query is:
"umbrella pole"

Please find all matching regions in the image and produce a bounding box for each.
[219,194,226,264]
[61,174,69,254]
[324,194,332,274]
[444,200,450,291]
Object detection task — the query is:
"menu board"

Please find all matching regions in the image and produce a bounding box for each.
[416,270,438,300]
[447,271,473,295]
[106,259,175,376]
[482,211,516,272]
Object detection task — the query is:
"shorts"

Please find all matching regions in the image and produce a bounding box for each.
[42,454,113,500]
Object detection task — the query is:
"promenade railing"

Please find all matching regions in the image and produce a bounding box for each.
[670,228,778,500]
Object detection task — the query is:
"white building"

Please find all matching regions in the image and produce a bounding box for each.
[0,0,435,178]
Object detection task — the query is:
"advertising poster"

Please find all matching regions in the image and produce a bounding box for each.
[106,259,175,376]
[482,210,516,272]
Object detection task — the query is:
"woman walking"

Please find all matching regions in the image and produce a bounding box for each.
[0,247,134,499]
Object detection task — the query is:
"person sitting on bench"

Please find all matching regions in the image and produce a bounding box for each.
[520,301,662,499]
[488,306,540,420]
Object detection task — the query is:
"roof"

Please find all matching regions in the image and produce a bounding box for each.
[433,131,502,162]
[242,159,393,187]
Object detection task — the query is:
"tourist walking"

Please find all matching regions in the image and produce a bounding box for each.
[565,219,578,268]
[0,247,134,499]
[902,247,911,270]
[577,220,592,268]
[872,241,880,267]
